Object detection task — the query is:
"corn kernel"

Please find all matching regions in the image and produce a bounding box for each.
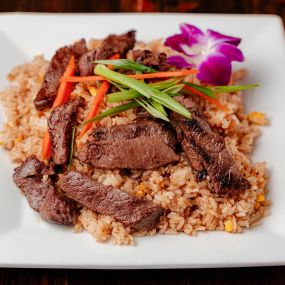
[248,112,268,125]
[160,181,165,188]
[224,219,233,232]
[136,190,144,197]
[254,202,261,210]
[256,194,265,202]
[15,136,23,143]
[139,184,145,191]
[88,86,97,97]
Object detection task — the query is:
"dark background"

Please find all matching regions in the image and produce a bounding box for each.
[1,0,285,284]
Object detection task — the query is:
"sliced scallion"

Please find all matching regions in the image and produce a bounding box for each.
[67,126,76,170]
[81,101,139,125]
[94,59,157,73]
[135,98,169,122]
[95,64,191,119]
[213,84,259,93]
[162,84,185,94]
[183,82,215,98]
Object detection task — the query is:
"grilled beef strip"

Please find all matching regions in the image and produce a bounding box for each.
[78,120,179,170]
[13,157,75,224]
[170,97,251,195]
[133,49,170,71]
[60,171,164,231]
[92,119,177,148]
[33,39,87,111]
[78,135,179,170]
[78,30,136,76]
[48,97,84,165]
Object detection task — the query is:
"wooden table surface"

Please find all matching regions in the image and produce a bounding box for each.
[1,1,285,284]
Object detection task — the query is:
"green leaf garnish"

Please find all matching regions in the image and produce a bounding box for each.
[94,59,157,73]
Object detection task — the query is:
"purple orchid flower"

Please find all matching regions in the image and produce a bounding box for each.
[164,24,244,85]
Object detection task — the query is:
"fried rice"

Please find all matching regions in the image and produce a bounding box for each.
[0,39,270,245]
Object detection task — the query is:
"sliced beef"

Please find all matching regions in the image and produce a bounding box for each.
[79,30,136,76]
[96,30,136,60]
[60,171,164,231]
[77,49,97,77]
[48,97,84,165]
[78,135,179,170]
[79,120,179,170]
[39,187,75,225]
[170,97,251,195]
[13,157,49,211]
[34,39,87,111]
[92,119,177,148]
[133,49,170,71]
[13,157,74,224]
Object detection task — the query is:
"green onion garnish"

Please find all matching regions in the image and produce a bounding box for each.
[183,82,259,98]
[94,59,157,73]
[183,82,216,98]
[149,78,183,89]
[135,98,169,122]
[67,125,76,170]
[107,79,184,103]
[150,99,168,117]
[94,64,191,119]
[213,84,259,93]
[162,84,185,94]
[81,101,140,125]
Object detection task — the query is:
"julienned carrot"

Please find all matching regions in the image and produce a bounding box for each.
[42,130,52,161]
[79,54,120,138]
[42,56,76,160]
[53,57,75,107]
[79,81,110,137]
[184,85,228,112]
[60,69,198,83]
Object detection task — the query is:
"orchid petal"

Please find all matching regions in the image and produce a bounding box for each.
[179,44,196,56]
[164,33,187,53]
[165,23,244,85]
[197,53,232,86]
[180,23,205,46]
[207,29,241,46]
[167,55,195,68]
[214,43,244,62]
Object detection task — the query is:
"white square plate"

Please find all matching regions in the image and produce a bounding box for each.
[0,13,285,269]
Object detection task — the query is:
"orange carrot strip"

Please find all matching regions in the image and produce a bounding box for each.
[60,69,198,83]
[42,56,76,160]
[53,56,75,107]
[79,81,110,138]
[78,54,120,138]
[42,130,52,161]
[184,85,228,112]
